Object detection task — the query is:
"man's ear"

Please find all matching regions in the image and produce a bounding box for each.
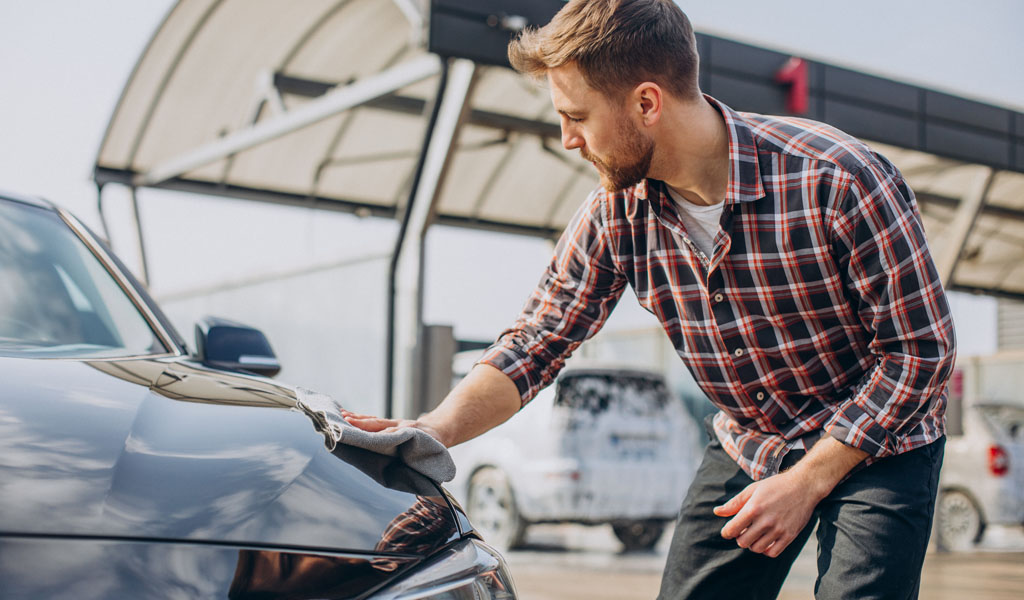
[634,82,663,127]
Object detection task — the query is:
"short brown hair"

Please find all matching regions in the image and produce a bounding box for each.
[508,0,700,100]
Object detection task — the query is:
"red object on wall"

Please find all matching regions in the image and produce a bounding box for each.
[775,57,809,115]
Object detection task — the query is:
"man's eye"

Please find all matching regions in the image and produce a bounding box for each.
[568,116,583,123]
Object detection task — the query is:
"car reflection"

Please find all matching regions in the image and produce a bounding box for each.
[228,495,455,599]
[228,549,416,599]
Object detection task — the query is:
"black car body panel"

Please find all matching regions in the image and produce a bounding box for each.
[0,355,464,598]
[0,355,459,552]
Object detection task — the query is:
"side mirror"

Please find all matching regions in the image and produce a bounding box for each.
[194,316,281,378]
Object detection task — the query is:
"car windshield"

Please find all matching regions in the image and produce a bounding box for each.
[556,372,670,417]
[0,200,165,358]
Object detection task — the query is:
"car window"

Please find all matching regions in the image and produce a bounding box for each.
[555,373,670,417]
[980,405,1024,442]
[0,201,165,358]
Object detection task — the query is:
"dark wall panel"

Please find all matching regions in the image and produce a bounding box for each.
[823,66,919,114]
[926,91,1011,134]
[709,73,788,115]
[707,37,791,80]
[823,99,920,148]
[925,123,1011,168]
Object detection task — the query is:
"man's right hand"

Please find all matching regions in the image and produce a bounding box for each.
[340,363,522,449]
[341,411,446,446]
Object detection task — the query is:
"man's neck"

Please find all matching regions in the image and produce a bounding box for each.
[650,97,730,207]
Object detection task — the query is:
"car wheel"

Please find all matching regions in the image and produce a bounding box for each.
[934,489,984,552]
[467,467,527,551]
[612,519,666,552]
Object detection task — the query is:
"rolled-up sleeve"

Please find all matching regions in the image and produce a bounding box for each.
[825,161,956,457]
[477,190,627,406]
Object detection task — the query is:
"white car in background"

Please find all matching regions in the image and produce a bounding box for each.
[935,402,1024,551]
[448,362,701,551]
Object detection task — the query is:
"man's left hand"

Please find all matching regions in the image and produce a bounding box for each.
[712,469,821,558]
[713,436,869,557]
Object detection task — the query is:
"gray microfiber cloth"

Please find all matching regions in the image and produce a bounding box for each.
[293,387,456,483]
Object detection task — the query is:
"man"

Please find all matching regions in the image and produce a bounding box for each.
[344,1,955,598]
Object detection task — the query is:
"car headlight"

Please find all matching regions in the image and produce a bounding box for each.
[374,539,517,600]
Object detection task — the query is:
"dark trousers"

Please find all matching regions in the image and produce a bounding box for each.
[657,419,945,600]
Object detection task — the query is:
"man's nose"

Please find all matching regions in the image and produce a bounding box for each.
[561,126,584,151]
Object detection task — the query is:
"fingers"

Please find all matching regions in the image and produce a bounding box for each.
[343,415,399,432]
[720,507,754,540]
[733,519,781,553]
[744,532,791,557]
[713,484,753,518]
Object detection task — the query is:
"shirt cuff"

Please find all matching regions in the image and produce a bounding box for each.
[823,397,899,458]
[476,344,541,407]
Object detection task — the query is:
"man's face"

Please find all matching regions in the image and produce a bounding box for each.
[548,64,654,192]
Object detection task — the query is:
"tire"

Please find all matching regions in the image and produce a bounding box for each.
[612,519,666,552]
[934,489,985,552]
[467,467,528,551]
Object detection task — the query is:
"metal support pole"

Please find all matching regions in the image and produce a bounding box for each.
[95,182,112,243]
[934,166,995,286]
[129,187,152,287]
[388,58,477,420]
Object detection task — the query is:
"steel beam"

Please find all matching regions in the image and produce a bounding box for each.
[129,187,151,287]
[391,58,478,420]
[135,54,442,187]
[934,166,996,286]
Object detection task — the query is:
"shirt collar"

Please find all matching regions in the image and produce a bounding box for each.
[704,95,765,205]
[635,95,766,207]
[629,96,765,208]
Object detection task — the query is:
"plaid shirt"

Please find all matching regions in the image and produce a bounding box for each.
[479,96,955,481]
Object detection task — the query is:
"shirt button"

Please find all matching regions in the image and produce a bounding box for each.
[713,293,724,303]
[734,348,744,357]
[756,391,766,400]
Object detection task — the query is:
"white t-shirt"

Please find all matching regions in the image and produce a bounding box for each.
[665,186,725,258]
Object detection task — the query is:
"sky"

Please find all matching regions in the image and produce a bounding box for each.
[0,0,1019,356]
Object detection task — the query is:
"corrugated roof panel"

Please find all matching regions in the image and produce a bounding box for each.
[281,0,415,83]
[476,139,583,227]
[223,113,352,196]
[987,171,1024,210]
[956,215,1024,294]
[98,0,220,168]
[134,2,348,169]
[436,126,518,218]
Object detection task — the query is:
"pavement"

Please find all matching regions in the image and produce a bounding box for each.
[504,523,1024,600]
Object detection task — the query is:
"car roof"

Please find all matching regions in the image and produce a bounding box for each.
[0,189,57,211]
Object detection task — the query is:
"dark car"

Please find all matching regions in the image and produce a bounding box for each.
[0,191,517,599]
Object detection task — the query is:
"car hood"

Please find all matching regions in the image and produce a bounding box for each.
[0,356,459,556]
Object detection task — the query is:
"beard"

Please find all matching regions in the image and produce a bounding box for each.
[581,117,655,192]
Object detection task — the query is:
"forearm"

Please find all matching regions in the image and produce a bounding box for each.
[787,436,869,501]
[418,363,521,448]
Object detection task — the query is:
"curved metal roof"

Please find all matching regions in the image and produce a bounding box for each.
[94,0,1024,298]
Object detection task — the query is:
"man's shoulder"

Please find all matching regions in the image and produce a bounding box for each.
[739,111,884,177]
